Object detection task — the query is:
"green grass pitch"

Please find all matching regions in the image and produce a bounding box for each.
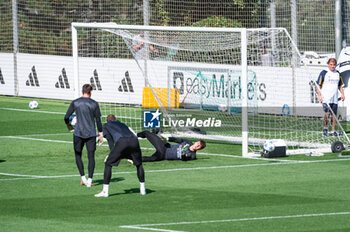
[1,95,350,232]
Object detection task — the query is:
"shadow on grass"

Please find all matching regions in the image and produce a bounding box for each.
[0,160,6,163]
[94,177,125,186]
[109,188,155,197]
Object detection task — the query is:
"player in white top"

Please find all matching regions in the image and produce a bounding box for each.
[316,58,345,136]
[132,31,158,60]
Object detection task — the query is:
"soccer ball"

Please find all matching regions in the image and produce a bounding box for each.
[69,114,77,126]
[263,140,275,152]
[29,100,38,109]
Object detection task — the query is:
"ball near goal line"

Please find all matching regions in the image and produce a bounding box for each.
[263,140,275,152]
[29,100,38,109]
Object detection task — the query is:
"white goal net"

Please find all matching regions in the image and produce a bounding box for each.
[72,23,348,156]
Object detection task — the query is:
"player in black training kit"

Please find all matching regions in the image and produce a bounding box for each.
[64,84,103,187]
[94,114,146,197]
[137,130,206,162]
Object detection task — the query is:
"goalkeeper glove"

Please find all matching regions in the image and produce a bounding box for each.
[98,132,104,146]
[104,154,109,163]
[67,123,74,132]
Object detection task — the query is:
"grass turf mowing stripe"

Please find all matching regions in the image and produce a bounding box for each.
[0,134,295,163]
[120,212,350,231]
[1,134,345,164]
[1,157,350,182]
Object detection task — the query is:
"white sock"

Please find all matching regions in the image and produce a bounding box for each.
[140,182,145,188]
[87,178,92,185]
[103,184,109,193]
[81,176,87,183]
[140,182,146,195]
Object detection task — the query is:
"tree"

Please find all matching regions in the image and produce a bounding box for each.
[192,16,242,28]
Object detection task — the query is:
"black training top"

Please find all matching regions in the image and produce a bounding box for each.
[64,97,102,138]
[102,120,137,150]
[165,137,196,161]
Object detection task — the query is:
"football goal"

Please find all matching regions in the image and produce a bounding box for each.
[71,23,348,156]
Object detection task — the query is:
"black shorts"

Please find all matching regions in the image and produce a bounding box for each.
[322,103,338,115]
[73,136,96,153]
[105,137,142,166]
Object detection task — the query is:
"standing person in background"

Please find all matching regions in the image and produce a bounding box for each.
[64,84,103,187]
[132,31,159,60]
[316,58,345,136]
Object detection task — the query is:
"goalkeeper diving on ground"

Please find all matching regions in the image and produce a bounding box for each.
[136,130,206,162]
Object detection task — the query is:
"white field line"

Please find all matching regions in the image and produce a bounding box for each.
[1,136,73,143]
[120,226,183,232]
[13,133,72,137]
[0,107,141,119]
[197,151,293,162]
[0,173,47,178]
[120,212,350,232]
[0,107,65,115]
[1,135,350,181]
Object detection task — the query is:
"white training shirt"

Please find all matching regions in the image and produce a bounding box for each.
[316,68,344,104]
[132,35,145,60]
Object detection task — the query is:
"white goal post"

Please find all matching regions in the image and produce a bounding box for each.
[71,23,250,155]
[71,22,348,157]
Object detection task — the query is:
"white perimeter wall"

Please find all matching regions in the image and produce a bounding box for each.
[0,52,348,119]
